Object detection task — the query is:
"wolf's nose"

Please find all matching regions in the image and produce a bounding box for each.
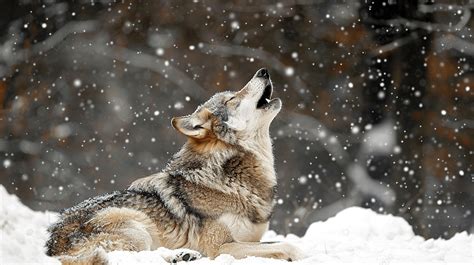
[256,68,270,79]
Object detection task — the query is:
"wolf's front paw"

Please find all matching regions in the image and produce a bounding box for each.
[172,250,201,263]
[163,248,202,263]
[280,242,306,261]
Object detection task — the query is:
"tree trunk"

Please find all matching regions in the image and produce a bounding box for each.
[361,0,432,237]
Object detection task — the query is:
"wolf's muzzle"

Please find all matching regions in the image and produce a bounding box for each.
[256,68,270,79]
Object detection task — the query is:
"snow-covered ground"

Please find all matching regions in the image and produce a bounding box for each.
[1,185,472,264]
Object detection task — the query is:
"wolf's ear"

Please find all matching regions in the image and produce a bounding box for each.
[171,108,212,139]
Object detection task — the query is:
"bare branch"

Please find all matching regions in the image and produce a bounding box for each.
[0,20,98,67]
[92,44,209,101]
[442,118,474,129]
[33,20,98,55]
[370,33,418,56]
[366,8,471,33]
[224,0,324,13]
[418,3,474,13]
[435,34,474,55]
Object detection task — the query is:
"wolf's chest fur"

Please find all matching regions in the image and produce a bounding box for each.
[218,213,269,242]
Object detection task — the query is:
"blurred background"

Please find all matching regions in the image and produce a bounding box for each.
[0,0,472,239]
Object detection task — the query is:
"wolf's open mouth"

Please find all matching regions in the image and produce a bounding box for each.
[256,84,273,109]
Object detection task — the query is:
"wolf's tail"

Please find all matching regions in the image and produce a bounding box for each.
[56,247,109,265]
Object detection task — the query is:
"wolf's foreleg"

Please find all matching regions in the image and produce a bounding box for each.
[217,241,305,261]
[198,220,304,261]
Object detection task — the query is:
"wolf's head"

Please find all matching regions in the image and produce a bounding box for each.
[172,68,281,151]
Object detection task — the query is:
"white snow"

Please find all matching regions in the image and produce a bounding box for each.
[0,186,59,264]
[0,185,472,264]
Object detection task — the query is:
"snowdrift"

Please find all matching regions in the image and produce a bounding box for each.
[1,185,472,264]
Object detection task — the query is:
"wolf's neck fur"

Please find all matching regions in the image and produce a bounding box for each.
[238,128,276,185]
[166,128,276,189]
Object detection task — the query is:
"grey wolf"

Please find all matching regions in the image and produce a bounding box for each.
[45,68,303,264]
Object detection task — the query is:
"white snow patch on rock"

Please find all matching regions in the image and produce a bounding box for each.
[0,186,472,264]
[362,119,396,155]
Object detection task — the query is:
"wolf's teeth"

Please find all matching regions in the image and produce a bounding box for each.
[265,98,270,103]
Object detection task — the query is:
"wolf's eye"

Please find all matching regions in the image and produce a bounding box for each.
[225,97,236,105]
[193,125,204,129]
